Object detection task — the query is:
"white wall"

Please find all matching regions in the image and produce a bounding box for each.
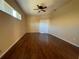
[0,1,27,56]
[49,0,79,47]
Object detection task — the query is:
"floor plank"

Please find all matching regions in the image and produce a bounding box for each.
[1,33,79,59]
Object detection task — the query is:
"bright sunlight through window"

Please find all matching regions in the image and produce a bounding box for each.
[0,0,21,20]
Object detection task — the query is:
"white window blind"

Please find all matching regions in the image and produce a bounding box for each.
[0,0,21,20]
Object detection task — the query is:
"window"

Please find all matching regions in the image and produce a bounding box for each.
[0,0,21,20]
[39,20,49,33]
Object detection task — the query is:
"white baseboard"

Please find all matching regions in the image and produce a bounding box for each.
[50,33,79,47]
[0,34,25,58]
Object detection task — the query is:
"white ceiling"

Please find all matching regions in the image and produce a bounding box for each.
[17,0,70,15]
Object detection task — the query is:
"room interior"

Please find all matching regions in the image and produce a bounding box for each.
[0,0,79,59]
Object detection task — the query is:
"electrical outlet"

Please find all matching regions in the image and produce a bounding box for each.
[73,38,76,40]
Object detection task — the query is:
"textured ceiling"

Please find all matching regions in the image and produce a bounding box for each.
[17,0,70,15]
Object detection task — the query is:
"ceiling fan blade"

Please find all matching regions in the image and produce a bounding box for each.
[33,9,39,10]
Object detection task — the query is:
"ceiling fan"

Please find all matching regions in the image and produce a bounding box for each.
[34,3,47,13]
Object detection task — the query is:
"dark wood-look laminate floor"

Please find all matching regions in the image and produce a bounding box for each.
[1,33,79,59]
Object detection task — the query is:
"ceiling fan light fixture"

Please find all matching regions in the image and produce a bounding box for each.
[34,3,47,13]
